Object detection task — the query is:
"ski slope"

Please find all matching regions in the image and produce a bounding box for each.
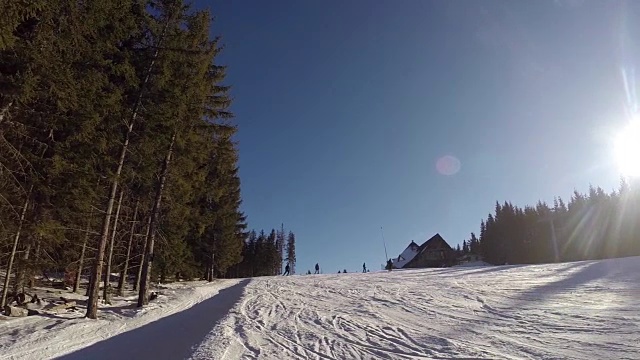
[192,257,640,359]
[2,257,639,359]
[0,279,242,360]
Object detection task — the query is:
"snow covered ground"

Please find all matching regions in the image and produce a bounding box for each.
[2,257,640,359]
[193,257,640,360]
[0,279,241,360]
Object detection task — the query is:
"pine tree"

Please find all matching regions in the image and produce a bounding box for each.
[285,231,296,275]
[0,1,253,313]
[85,0,162,319]
[468,232,479,254]
[276,224,285,274]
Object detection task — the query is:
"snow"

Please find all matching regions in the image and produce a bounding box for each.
[2,257,640,359]
[0,279,241,360]
[392,242,419,268]
[193,257,640,359]
[453,260,492,267]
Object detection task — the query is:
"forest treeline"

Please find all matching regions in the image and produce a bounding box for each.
[458,180,640,265]
[0,0,295,318]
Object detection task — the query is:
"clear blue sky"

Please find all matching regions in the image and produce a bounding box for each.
[192,0,638,273]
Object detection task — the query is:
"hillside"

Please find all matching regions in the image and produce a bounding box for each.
[2,257,639,359]
[192,257,639,359]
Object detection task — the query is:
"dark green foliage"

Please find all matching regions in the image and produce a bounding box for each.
[478,180,640,265]
[286,231,296,275]
[0,1,252,312]
[226,227,297,278]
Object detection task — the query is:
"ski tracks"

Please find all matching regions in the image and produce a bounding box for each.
[196,274,461,359]
[192,260,640,359]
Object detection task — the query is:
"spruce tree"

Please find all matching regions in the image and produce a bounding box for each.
[286,231,296,275]
[276,224,285,275]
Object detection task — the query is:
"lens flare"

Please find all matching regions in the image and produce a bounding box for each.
[436,155,461,176]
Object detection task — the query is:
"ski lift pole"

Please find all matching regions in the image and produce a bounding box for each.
[380,226,389,261]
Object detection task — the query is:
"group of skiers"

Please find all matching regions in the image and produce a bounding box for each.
[282,262,370,276]
[281,262,318,276]
[336,262,371,274]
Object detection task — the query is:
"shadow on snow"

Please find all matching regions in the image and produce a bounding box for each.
[56,279,250,360]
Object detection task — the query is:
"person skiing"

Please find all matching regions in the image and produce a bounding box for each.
[343,269,347,273]
[314,263,320,274]
[283,263,290,276]
[386,259,393,271]
[362,263,367,273]
[338,270,341,274]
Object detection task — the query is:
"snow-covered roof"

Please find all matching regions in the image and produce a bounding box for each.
[392,241,420,268]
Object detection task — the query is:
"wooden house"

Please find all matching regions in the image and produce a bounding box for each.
[401,233,457,268]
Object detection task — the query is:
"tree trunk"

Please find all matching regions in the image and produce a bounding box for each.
[103,190,124,304]
[117,199,138,296]
[0,189,31,308]
[134,216,151,292]
[29,238,41,288]
[85,272,93,297]
[138,132,176,307]
[85,20,170,319]
[85,126,129,317]
[14,236,32,293]
[0,100,14,124]
[73,218,91,293]
[207,251,215,282]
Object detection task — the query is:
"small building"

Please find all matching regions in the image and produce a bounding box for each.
[391,240,420,268]
[395,233,456,269]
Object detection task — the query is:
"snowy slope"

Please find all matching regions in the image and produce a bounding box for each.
[0,279,241,360]
[193,257,640,360]
[2,258,639,360]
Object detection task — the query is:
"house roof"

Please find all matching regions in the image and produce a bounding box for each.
[391,240,420,268]
[391,234,454,269]
[401,233,454,268]
[416,233,452,254]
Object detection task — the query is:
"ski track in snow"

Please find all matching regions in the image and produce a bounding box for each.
[2,258,640,360]
[191,257,640,360]
[0,279,241,360]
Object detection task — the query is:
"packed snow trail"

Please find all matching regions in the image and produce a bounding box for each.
[192,257,640,360]
[0,279,243,360]
[58,280,249,360]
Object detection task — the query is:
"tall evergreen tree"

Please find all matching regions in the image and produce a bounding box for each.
[286,231,296,275]
[276,224,285,274]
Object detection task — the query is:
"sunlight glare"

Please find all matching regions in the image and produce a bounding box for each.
[614,121,640,177]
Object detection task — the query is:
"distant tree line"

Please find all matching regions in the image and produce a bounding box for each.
[227,226,297,278]
[0,0,253,318]
[464,180,640,265]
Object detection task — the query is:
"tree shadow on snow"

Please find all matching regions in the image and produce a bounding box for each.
[436,260,590,279]
[511,259,628,303]
[56,279,250,360]
[433,264,529,278]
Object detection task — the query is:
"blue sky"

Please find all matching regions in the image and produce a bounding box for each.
[192,0,638,273]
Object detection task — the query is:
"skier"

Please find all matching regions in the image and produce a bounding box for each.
[314,263,320,274]
[362,263,367,273]
[283,263,290,276]
[343,269,347,273]
[386,259,393,271]
[338,270,341,274]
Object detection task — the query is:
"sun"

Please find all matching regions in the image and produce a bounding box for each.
[614,121,640,177]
